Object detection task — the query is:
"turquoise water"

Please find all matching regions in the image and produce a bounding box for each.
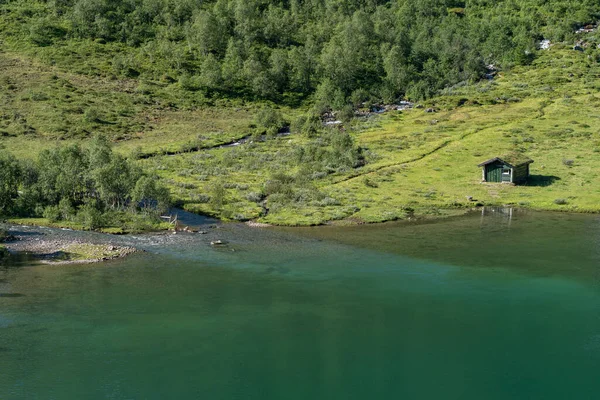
[1,209,600,399]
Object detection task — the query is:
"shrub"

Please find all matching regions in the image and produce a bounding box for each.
[255,108,286,132]
[76,203,104,230]
[43,205,61,222]
[336,105,355,123]
[245,192,264,203]
[363,177,379,188]
[316,197,341,207]
[179,74,200,91]
[291,113,321,137]
[58,198,76,221]
[209,182,226,209]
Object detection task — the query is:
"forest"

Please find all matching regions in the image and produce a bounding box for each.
[5,0,600,107]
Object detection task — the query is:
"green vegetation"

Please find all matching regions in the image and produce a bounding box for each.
[1,1,600,227]
[2,0,599,104]
[1,138,171,231]
[145,44,600,225]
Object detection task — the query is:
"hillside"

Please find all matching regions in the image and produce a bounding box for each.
[3,41,600,225]
[145,44,600,225]
[1,1,600,226]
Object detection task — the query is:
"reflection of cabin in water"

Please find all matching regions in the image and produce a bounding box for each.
[478,154,533,184]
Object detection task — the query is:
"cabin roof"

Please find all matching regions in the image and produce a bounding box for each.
[478,153,534,168]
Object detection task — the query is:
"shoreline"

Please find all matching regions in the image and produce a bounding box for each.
[6,204,599,234]
[1,230,139,265]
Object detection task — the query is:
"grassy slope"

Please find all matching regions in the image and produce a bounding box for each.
[2,37,600,225]
[0,50,268,159]
[142,44,600,225]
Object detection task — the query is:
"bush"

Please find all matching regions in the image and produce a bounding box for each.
[255,108,286,132]
[363,177,379,188]
[43,205,61,222]
[76,203,104,230]
[336,105,355,123]
[291,114,321,137]
[58,198,75,221]
[209,182,226,209]
[179,74,201,91]
[245,192,264,203]
[316,197,341,207]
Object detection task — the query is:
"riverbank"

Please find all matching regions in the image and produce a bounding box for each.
[1,229,138,265]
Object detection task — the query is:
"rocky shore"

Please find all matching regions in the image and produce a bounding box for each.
[1,230,138,265]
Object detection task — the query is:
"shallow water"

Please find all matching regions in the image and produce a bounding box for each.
[1,209,600,399]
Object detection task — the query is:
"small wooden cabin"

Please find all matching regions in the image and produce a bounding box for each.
[478,154,533,184]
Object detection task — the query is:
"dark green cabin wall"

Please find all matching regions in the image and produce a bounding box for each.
[485,162,503,182]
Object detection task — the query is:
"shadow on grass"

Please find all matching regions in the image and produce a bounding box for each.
[525,175,561,187]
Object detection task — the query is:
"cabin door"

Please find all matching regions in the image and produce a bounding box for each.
[485,164,503,182]
[502,167,512,182]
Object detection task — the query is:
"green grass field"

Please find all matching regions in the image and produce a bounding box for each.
[2,39,600,226]
[138,44,600,225]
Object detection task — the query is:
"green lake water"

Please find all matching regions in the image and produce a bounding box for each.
[1,209,600,399]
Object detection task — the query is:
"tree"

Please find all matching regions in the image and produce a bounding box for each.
[132,175,170,214]
[0,153,21,215]
[221,38,244,89]
[188,10,228,57]
[94,154,140,210]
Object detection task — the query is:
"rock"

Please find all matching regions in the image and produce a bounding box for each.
[211,240,226,246]
[198,231,208,234]
[425,108,437,113]
[466,196,474,202]
[574,45,584,51]
[538,39,551,50]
